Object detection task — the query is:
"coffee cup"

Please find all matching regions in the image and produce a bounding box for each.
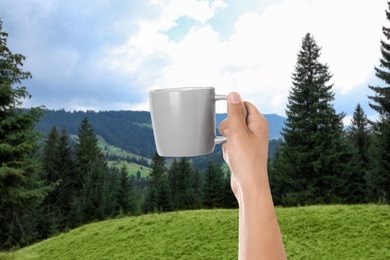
[149,87,228,157]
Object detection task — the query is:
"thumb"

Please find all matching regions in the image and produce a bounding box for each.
[227,92,247,134]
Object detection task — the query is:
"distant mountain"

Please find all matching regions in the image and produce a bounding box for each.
[35,110,286,160]
[35,110,155,158]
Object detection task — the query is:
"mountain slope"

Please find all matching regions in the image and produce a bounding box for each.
[35,110,155,158]
[35,110,285,160]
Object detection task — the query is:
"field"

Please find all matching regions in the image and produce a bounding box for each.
[1,204,389,259]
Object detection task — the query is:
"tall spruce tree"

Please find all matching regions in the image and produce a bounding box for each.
[346,104,371,203]
[272,33,352,206]
[39,127,77,236]
[73,117,110,223]
[202,160,225,208]
[39,126,61,238]
[117,164,136,215]
[144,152,170,212]
[191,168,203,209]
[366,2,390,203]
[176,157,195,210]
[168,158,179,209]
[56,128,76,227]
[0,19,52,249]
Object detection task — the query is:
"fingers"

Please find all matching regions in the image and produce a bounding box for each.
[244,101,268,136]
[227,92,247,134]
[219,118,229,137]
[218,92,268,138]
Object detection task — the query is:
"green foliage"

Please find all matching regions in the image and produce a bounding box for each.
[0,19,53,250]
[117,164,136,215]
[143,152,171,213]
[2,205,390,259]
[366,1,390,204]
[72,117,114,223]
[272,33,355,206]
[366,123,390,203]
[345,104,371,203]
[202,160,225,208]
[167,157,200,211]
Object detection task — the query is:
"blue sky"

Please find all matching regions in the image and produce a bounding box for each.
[0,0,388,125]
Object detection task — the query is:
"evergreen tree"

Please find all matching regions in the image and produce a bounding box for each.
[39,127,76,235]
[39,126,61,237]
[156,176,172,212]
[167,157,196,210]
[117,164,136,215]
[346,104,371,202]
[73,117,110,223]
[168,158,180,209]
[191,168,203,209]
[0,19,52,249]
[177,157,195,210]
[56,128,77,227]
[144,152,169,212]
[202,160,225,208]
[272,33,353,206]
[366,2,390,203]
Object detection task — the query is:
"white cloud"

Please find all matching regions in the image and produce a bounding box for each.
[104,0,387,115]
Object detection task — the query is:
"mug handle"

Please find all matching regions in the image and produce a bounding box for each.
[214,94,248,145]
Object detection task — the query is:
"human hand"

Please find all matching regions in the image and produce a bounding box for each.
[218,92,270,200]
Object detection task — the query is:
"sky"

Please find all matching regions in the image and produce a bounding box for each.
[0,0,388,125]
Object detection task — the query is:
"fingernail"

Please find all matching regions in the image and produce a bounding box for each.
[229,92,241,104]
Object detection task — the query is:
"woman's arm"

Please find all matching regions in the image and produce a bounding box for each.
[219,92,286,260]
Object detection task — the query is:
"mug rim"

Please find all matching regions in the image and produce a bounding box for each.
[149,86,214,93]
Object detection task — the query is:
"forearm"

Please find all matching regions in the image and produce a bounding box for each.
[236,170,286,260]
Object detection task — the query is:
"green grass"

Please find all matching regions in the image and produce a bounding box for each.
[107,161,151,177]
[1,205,389,259]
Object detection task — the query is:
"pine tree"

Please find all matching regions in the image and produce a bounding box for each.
[366,2,390,203]
[273,33,353,206]
[39,126,61,237]
[56,128,76,227]
[191,168,203,209]
[168,158,179,209]
[73,117,109,223]
[202,160,225,208]
[0,19,53,249]
[117,164,136,215]
[177,157,195,210]
[144,152,168,212]
[346,104,371,203]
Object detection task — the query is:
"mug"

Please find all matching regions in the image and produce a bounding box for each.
[149,87,228,157]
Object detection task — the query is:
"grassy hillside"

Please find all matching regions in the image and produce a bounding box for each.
[71,134,152,177]
[1,205,389,259]
[95,135,151,177]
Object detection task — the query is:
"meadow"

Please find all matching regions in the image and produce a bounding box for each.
[1,204,389,259]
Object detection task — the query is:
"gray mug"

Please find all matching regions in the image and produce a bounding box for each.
[149,87,228,157]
